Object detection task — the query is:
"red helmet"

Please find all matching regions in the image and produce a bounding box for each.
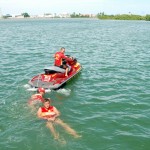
[37,87,45,93]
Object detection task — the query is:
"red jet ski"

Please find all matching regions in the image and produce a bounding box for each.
[28,56,82,90]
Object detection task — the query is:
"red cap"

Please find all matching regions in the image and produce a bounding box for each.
[37,87,45,93]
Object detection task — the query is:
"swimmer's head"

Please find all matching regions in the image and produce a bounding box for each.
[44,98,51,103]
[37,87,45,94]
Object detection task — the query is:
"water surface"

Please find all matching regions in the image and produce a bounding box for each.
[0,18,150,150]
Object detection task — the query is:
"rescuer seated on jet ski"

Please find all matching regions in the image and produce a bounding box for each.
[60,59,69,76]
[53,47,72,77]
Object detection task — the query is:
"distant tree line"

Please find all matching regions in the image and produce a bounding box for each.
[97,12,150,21]
[145,14,150,21]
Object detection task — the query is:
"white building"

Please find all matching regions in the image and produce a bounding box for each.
[15,15,24,19]
[44,13,54,18]
[58,13,70,18]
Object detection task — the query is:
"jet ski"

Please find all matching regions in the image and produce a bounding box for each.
[28,56,82,90]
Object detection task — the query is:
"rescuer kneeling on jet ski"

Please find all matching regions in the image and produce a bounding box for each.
[53,47,72,77]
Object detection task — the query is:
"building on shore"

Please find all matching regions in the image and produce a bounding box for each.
[43,13,54,18]
[58,13,71,18]
[0,12,97,19]
[14,15,24,19]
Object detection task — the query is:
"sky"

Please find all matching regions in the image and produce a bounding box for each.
[0,0,150,15]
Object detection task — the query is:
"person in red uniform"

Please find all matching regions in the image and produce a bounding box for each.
[28,87,45,109]
[37,98,81,140]
[53,47,72,77]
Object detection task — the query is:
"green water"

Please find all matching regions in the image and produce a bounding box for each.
[0,18,150,150]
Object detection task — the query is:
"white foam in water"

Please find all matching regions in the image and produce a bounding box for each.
[23,84,37,91]
[24,84,31,89]
[45,89,51,93]
[57,88,71,96]
[23,84,51,93]
[27,88,37,92]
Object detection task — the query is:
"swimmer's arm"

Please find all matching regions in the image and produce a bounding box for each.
[46,107,60,121]
[53,107,60,118]
[37,107,46,119]
[31,95,36,99]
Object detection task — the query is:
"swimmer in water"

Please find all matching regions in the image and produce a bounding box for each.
[37,98,81,140]
[28,87,45,110]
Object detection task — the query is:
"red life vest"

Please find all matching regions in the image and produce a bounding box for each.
[41,106,54,112]
[41,106,56,118]
[28,94,44,104]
